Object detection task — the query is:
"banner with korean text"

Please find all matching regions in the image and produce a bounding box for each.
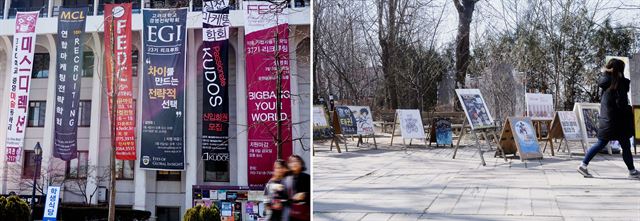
[244,1,292,188]
[104,3,136,160]
[201,1,231,174]
[140,8,187,170]
[5,11,39,163]
[53,7,88,161]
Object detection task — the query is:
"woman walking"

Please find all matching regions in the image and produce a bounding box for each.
[578,58,639,179]
[264,159,290,221]
[286,155,310,221]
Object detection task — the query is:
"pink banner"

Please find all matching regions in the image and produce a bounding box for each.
[5,11,39,162]
[245,1,292,188]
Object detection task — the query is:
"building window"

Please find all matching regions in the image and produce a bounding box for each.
[98,0,141,15]
[22,151,41,178]
[9,0,48,18]
[32,53,50,79]
[27,101,46,127]
[66,151,89,179]
[132,49,139,76]
[82,52,94,77]
[78,100,92,127]
[156,171,181,181]
[156,207,180,221]
[204,161,230,182]
[116,160,134,180]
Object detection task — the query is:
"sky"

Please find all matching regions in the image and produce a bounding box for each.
[432,0,640,49]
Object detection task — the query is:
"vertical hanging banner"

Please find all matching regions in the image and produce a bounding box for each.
[245,1,292,188]
[53,7,88,161]
[104,3,136,160]
[140,8,188,170]
[201,1,231,167]
[5,11,39,163]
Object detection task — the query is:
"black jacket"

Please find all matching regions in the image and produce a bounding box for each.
[597,74,633,140]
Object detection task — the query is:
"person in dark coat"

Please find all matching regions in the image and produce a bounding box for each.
[578,58,639,179]
[286,155,310,221]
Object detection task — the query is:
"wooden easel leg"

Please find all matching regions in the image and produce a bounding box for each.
[390,114,398,146]
[489,131,506,161]
[472,131,486,166]
[373,135,377,149]
[563,139,571,158]
[409,139,413,146]
[453,121,467,159]
[357,135,363,147]
[580,141,586,153]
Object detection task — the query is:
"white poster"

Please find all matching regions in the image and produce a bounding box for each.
[312,106,329,128]
[605,56,632,105]
[455,89,494,130]
[525,93,554,120]
[347,106,375,135]
[396,109,426,139]
[5,11,39,163]
[556,111,582,141]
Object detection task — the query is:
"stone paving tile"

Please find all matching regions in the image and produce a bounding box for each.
[313,135,640,220]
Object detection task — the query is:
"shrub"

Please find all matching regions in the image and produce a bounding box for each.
[184,204,221,221]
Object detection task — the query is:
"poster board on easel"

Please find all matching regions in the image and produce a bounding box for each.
[573,103,601,144]
[454,89,504,166]
[546,111,585,157]
[390,109,426,147]
[429,118,453,147]
[499,117,543,160]
[340,105,378,148]
[313,105,341,154]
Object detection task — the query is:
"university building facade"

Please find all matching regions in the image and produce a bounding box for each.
[0,0,310,220]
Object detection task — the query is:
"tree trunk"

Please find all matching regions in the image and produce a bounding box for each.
[453,0,477,89]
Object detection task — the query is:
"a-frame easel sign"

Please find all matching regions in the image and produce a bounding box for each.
[545,111,585,158]
[429,118,453,147]
[390,109,427,148]
[313,105,341,155]
[500,117,543,161]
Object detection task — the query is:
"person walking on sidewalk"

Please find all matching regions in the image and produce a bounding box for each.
[578,58,639,179]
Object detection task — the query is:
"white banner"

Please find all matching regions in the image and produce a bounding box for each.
[5,11,39,163]
[42,186,61,221]
[396,109,426,139]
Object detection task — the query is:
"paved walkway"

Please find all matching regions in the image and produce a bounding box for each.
[313,135,640,221]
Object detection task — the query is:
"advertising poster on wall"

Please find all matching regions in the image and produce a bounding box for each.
[635,107,640,139]
[347,106,375,135]
[104,3,136,160]
[5,11,39,163]
[507,117,543,160]
[201,0,231,170]
[455,89,494,130]
[525,93,554,120]
[335,106,356,135]
[245,1,292,187]
[53,7,88,161]
[396,109,425,139]
[140,8,188,170]
[556,111,582,141]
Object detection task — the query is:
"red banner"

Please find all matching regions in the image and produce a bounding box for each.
[104,3,136,160]
[244,1,292,188]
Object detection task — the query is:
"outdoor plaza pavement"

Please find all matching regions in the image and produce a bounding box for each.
[313,134,640,221]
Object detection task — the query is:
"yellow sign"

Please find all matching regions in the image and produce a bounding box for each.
[635,107,640,139]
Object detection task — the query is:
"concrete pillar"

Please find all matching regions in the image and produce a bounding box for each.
[287,26,302,157]
[86,33,103,205]
[133,32,146,211]
[184,28,198,211]
[47,0,53,17]
[235,27,248,186]
[3,0,9,19]
[40,34,57,188]
[0,36,13,194]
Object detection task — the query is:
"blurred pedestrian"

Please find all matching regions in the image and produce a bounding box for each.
[578,58,638,179]
[286,155,310,221]
[264,159,290,221]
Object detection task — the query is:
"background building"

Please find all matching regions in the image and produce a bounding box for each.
[0,0,310,220]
